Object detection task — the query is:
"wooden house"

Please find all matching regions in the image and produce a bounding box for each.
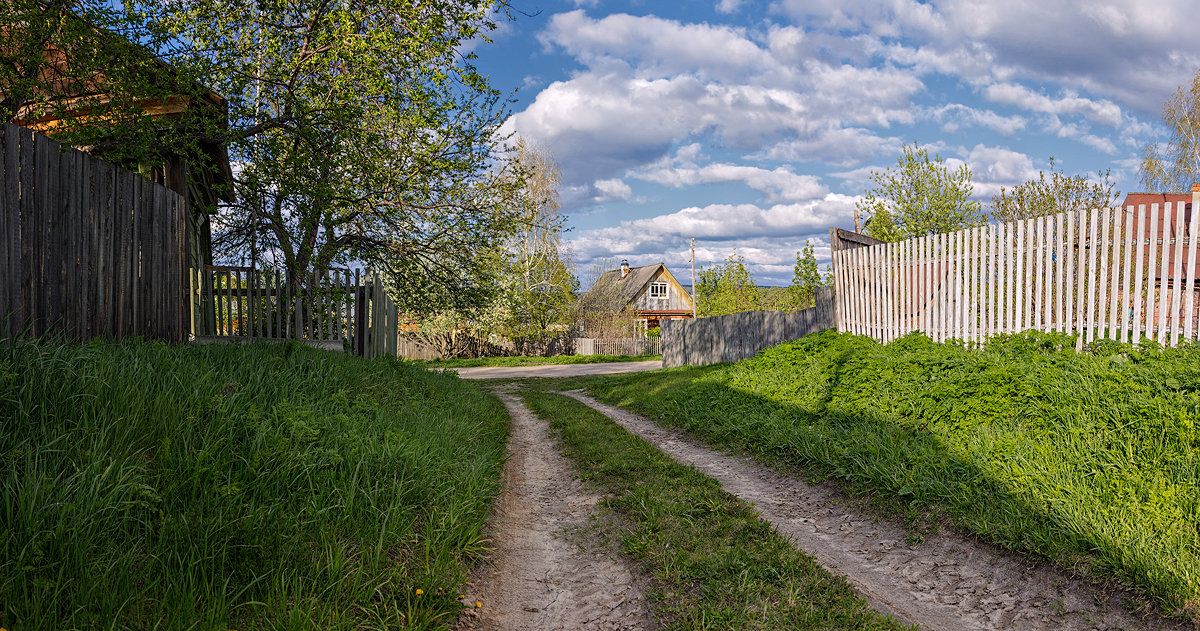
[580,261,695,330]
[4,16,234,271]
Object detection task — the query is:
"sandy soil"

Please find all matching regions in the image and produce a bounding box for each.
[457,388,656,631]
[563,390,1195,631]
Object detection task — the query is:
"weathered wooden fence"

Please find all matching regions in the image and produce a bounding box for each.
[1,123,187,343]
[661,286,835,367]
[574,337,661,357]
[189,266,399,358]
[832,196,1200,347]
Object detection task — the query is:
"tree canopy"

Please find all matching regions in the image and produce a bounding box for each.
[696,253,759,317]
[4,0,521,312]
[991,158,1119,222]
[1140,69,1200,193]
[857,142,986,242]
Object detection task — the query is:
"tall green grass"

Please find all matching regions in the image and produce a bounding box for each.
[0,338,508,630]
[580,330,1200,620]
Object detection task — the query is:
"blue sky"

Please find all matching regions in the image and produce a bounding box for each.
[473,0,1200,286]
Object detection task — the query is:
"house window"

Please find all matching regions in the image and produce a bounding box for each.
[649,281,668,299]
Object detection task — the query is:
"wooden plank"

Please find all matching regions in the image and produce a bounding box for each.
[985,225,995,342]
[1146,205,1160,343]
[1084,208,1099,345]
[1157,204,1172,344]
[1115,208,1131,341]
[898,239,908,336]
[1073,209,1087,346]
[1032,217,1044,332]
[1171,200,1186,346]
[1132,205,1147,343]
[1054,212,1065,333]
[885,242,895,342]
[1185,194,1200,342]
[1097,208,1112,342]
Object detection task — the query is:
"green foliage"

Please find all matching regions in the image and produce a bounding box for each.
[1141,69,1200,193]
[1,0,210,168]
[580,331,1200,619]
[858,143,986,242]
[697,252,760,316]
[521,390,913,631]
[419,353,660,368]
[787,240,826,310]
[0,339,508,630]
[991,158,1119,222]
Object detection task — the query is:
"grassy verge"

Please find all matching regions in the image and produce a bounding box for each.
[0,338,508,630]
[520,388,913,630]
[575,329,1200,620]
[419,353,660,369]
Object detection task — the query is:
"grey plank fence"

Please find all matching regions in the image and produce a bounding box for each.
[832,197,1200,348]
[574,337,661,356]
[661,286,835,367]
[189,266,400,359]
[1,123,186,343]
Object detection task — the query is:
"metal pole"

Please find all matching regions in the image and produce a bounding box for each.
[691,237,698,318]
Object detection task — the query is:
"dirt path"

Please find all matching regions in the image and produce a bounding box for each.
[563,390,1193,631]
[448,360,661,380]
[457,388,655,631]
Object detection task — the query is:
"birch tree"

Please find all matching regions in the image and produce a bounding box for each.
[1140,70,1200,193]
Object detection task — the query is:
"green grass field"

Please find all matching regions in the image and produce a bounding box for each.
[0,338,508,630]
[521,387,913,630]
[576,330,1200,620]
[419,353,660,368]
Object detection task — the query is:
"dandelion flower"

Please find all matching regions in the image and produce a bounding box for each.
[475,601,482,609]
[415,589,424,595]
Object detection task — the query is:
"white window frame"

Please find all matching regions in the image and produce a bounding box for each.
[648,281,668,300]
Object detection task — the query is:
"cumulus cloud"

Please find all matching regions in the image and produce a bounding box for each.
[983,84,1123,126]
[593,178,633,203]
[633,161,828,203]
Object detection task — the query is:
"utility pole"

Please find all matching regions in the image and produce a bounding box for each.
[691,237,698,318]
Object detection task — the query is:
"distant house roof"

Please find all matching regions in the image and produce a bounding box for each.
[1120,192,1192,209]
[580,262,668,311]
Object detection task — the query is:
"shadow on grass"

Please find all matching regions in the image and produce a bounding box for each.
[558,350,1197,623]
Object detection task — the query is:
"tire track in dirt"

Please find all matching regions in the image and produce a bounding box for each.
[563,390,1193,631]
[457,388,655,631]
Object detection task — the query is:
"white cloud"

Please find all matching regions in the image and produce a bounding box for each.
[983,84,1123,127]
[928,104,1027,136]
[593,178,633,202]
[716,0,743,14]
[634,161,828,203]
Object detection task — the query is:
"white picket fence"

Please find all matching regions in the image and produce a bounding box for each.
[831,197,1200,347]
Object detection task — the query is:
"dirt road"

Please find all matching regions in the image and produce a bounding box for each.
[447,360,661,380]
[563,390,1192,631]
[458,388,655,631]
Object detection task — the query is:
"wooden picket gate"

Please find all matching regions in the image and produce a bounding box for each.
[189,266,399,358]
[832,194,1200,347]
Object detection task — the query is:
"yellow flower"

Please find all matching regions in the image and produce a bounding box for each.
[458,594,465,599]
[415,589,424,595]
[475,601,482,609]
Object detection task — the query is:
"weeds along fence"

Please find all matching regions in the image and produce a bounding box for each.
[831,197,1200,347]
[189,266,399,359]
[1,123,187,343]
[661,287,835,367]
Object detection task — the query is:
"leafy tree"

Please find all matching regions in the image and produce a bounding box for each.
[857,142,986,241]
[787,240,826,310]
[696,253,760,316]
[4,0,522,312]
[1,0,209,167]
[1140,69,1200,192]
[991,158,1119,221]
